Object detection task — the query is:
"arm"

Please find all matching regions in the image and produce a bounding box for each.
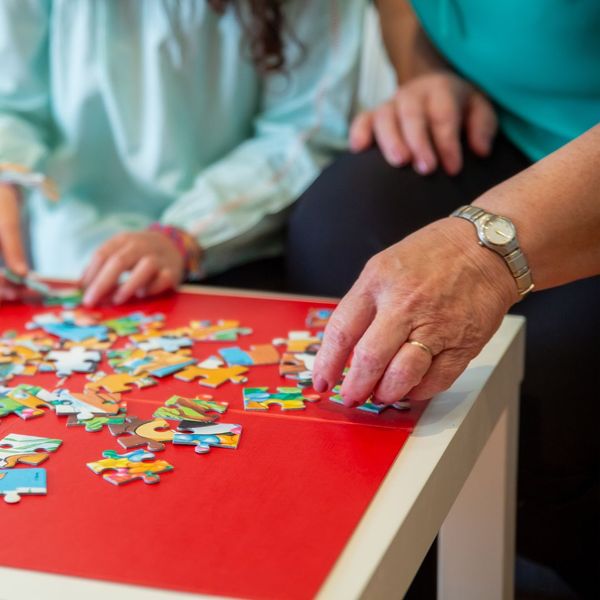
[81,0,365,306]
[313,125,600,404]
[351,1,497,174]
[0,0,52,289]
[160,0,365,276]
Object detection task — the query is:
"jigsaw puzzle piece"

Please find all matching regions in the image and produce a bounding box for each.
[0,434,62,468]
[66,413,127,432]
[102,312,165,336]
[278,352,316,387]
[0,468,47,503]
[272,331,323,354]
[109,416,174,452]
[329,385,410,414]
[50,389,125,420]
[41,347,102,377]
[175,358,248,388]
[86,371,157,393]
[0,385,51,420]
[188,320,252,342]
[218,344,279,367]
[130,331,193,353]
[306,308,333,329]
[173,422,242,454]
[243,386,320,411]
[87,449,173,486]
[153,394,228,423]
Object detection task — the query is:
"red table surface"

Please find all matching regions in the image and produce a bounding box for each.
[0,289,426,599]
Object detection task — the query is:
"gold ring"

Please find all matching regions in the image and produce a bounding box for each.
[407,339,434,357]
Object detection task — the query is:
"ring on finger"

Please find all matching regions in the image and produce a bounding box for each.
[407,339,434,357]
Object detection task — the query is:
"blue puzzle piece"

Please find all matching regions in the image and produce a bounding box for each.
[0,468,47,503]
[43,323,108,342]
[218,347,253,366]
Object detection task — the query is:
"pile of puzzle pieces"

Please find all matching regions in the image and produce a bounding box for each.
[0,304,411,503]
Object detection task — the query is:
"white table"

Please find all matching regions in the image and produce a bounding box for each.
[1,298,524,600]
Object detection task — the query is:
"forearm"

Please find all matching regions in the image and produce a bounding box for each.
[376,0,451,81]
[472,125,600,290]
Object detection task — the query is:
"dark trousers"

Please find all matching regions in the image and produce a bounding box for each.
[286,137,600,598]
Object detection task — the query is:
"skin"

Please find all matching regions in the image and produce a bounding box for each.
[350,20,497,175]
[312,12,600,405]
[0,182,200,306]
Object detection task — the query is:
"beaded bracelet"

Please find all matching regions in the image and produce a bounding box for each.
[147,223,203,280]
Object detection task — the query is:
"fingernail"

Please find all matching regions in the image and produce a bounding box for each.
[112,293,124,306]
[83,291,95,306]
[313,374,328,393]
[415,159,432,175]
[391,151,407,167]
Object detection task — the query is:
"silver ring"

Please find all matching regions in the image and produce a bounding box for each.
[407,339,434,357]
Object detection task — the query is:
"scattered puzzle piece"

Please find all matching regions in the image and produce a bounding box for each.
[218,344,279,366]
[278,352,316,387]
[41,347,101,377]
[0,385,51,420]
[109,416,174,452]
[0,434,62,468]
[306,308,333,329]
[243,386,320,411]
[329,386,410,414]
[188,320,252,342]
[27,310,108,342]
[153,395,228,423]
[0,468,47,503]
[102,312,164,336]
[174,422,242,454]
[86,371,157,394]
[66,413,127,432]
[175,357,248,388]
[130,331,193,353]
[272,331,323,354]
[87,449,173,485]
[50,389,125,420]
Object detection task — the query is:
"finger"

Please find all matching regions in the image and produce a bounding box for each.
[465,92,498,157]
[83,246,139,307]
[396,92,437,174]
[144,267,177,297]
[372,102,411,166]
[0,193,28,275]
[339,313,412,406]
[349,111,375,152]
[312,286,376,393]
[405,349,471,401]
[81,236,123,288]
[112,255,160,305]
[372,341,433,404]
[427,89,463,175]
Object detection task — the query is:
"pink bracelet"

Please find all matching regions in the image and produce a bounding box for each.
[147,223,202,279]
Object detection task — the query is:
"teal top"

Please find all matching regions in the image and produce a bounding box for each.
[0,0,365,278]
[411,0,600,161]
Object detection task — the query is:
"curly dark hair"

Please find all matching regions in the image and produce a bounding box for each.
[208,0,288,73]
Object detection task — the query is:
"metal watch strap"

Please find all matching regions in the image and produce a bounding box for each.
[451,205,535,299]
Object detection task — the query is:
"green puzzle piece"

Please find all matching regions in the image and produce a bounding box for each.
[67,413,127,432]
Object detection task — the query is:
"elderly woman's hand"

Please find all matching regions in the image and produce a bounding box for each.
[312,217,518,404]
[350,72,497,175]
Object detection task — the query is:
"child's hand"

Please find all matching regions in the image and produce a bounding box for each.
[82,230,191,306]
[0,184,29,303]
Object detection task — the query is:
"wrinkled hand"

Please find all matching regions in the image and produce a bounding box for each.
[312,218,518,405]
[0,184,29,302]
[82,230,190,307]
[350,72,497,175]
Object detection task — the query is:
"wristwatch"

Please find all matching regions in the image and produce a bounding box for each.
[451,205,534,299]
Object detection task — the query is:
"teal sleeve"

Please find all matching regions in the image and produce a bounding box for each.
[0,0,53,179]
[160,0,366,276]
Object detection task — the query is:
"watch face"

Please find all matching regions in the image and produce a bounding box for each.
[482,216,516,246]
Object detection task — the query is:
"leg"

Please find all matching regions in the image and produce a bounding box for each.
[512,276,600,599]
[287,135,529,296]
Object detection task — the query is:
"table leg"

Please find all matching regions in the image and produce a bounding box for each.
[437,385,519,600]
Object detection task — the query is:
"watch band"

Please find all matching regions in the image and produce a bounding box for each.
[451,205,535,299]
